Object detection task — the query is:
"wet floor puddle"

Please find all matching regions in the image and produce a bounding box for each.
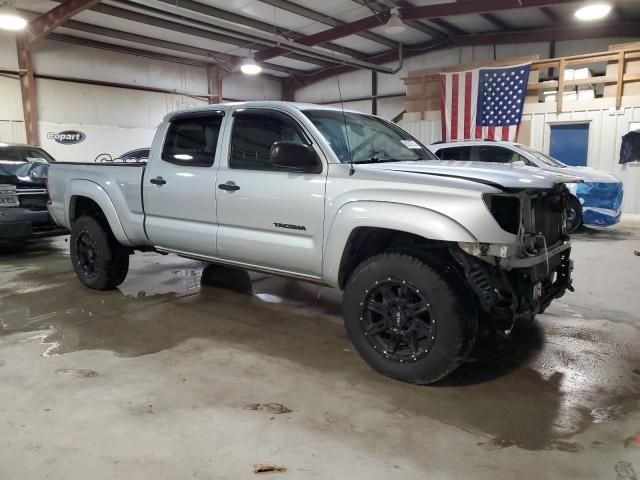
[1,239,639,452]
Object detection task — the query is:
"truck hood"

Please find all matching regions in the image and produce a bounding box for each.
[0,159,50,187]
[366,160,582,190]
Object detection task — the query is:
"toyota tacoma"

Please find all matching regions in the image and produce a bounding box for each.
[47,101,578,384]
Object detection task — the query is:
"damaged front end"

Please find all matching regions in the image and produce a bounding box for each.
[452,184,574,330]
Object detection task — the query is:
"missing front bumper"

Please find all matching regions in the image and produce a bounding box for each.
[450,244,573,328]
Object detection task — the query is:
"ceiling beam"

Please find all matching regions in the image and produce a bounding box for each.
[401,0,577,20]
[257,0,397,48]
[22,0,101,46]
[82,2,397,73]
[480,13,511,30]
[291,18,640,89]
[48,0,334,67]
[351,0,447,39]
[87,2,332,68]
[257,0,577,62]
[122,0,365,59]
[428,18,467,36]
[539,6,561,24]
[48,33,208,67]
[56,18,303,76]
[256,13,393,61]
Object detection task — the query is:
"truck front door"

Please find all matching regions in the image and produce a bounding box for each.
[143,111,225,257]
[215,109,326,278]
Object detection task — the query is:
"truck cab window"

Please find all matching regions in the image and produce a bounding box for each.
[161,114,223,166]
[230,111,305,170]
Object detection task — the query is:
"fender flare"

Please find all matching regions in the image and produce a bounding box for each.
[322,201,477,287]
[65,179,133,246]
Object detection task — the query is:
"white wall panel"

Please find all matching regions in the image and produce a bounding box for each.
[222,73,282,101]
[0,31,18,70]
[38,121,157,163]
[377,96,405,120]
[296,69,371,103]
[34,40,208,94]
[36,79,206,128]
[0,121,26,143]
[0,33,25,141]
[0,76,24,122]
[323,99,372,114]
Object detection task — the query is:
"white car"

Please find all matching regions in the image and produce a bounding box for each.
[430,140,623,232]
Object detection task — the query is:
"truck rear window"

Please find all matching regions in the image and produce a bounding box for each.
[161,114,223,166]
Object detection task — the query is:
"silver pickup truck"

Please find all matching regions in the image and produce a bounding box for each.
[48,101,578,384]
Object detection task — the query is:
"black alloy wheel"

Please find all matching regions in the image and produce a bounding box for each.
[75,231,100,278]
[360,278,437,363]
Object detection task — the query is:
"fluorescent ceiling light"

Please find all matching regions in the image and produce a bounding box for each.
[241,56,262,75]
[0,2,26,31]
[574,2,612,21]
[384,8,406,35]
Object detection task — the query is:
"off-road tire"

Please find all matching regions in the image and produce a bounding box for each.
[70,215,129,290]
[343,252,477,385]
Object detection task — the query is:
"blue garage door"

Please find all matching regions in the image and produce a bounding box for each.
[549,123,589,166]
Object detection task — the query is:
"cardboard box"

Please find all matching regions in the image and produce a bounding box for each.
[577,88,596,100]
[573,68,592,80]
[543,91,579,103]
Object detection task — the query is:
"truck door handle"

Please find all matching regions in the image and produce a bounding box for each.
[150,176,166,185]
[218,182,240,192]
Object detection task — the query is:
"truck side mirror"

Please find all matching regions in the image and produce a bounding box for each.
[270,141,322,174]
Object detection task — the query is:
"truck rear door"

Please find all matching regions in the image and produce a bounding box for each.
[143,111,225,256]
[215,108,326,277]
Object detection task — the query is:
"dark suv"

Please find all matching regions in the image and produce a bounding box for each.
[0,143,68,245]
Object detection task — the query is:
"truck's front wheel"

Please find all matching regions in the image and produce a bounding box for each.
[343,252,476,385]
[70,215,129,290]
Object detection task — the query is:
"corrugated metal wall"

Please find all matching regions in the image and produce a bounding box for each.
[0,37,282,148]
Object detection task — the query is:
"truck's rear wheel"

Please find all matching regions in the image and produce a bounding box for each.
[343,252,476,385]
[70,215,129,290]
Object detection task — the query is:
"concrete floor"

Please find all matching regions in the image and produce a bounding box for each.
[1,224,639,480]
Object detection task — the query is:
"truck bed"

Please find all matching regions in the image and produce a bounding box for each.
[47,162,150,246]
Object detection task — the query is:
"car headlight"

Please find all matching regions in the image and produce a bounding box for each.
[0,185,20,207]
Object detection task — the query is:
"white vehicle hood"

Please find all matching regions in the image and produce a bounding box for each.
[538,165,620,183]
[368,160,582,190]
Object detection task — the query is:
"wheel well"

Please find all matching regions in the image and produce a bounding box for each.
[70,196,110,230]
[337,227,448,289]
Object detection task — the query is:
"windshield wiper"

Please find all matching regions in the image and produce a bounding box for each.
[353,156,401,164]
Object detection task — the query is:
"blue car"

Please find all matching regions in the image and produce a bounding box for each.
[430,140,623,232]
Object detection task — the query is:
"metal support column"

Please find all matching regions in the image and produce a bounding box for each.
[16,38,38,145]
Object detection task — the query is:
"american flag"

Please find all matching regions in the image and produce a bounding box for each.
[440,64,531,142]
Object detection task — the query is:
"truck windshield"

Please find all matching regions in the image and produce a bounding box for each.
[303,110,436,164]
[0,145,56,163]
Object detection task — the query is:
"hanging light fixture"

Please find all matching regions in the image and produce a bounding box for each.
[0,1,27,31]
[384,7,406,35]
[240,54,262,75]
[574,2,612,21]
